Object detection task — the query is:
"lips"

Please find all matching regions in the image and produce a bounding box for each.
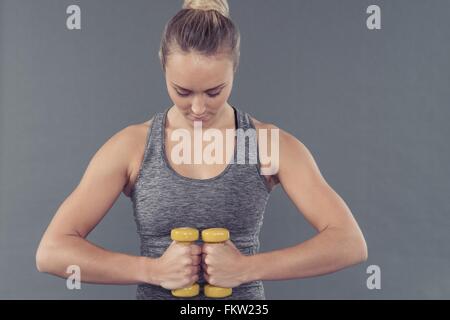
[191,115,208,121]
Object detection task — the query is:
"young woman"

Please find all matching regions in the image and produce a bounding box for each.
[36,0,368,300]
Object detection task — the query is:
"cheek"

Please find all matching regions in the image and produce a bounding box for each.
[210,96,227,108]
[211,87,232,107]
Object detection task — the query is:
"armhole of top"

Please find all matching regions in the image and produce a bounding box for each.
[247,115,272,194]
[130,116,155,197]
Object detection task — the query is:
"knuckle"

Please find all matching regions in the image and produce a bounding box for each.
[206,246,212,254]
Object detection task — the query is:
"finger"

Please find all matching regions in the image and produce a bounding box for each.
[178,244,191,255]
[191,255,201,266]
[169,240,177,247]
[191,244,202,255]
[191,265,199,276]
[196,265,201,274]
[204,272,210,283]
[183,256,193,266]
[202,244,211,254]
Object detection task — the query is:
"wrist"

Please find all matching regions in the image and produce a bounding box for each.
[240,254,261,284]
[137,256,161,286]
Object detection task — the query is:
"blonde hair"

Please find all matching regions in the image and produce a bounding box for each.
[182,0,230,18]
[158,0,240,72]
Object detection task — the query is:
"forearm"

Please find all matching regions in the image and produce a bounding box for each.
[36,235,157,285]
[244,227,368,282]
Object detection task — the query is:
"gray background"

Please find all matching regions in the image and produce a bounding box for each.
[1,0,449,299]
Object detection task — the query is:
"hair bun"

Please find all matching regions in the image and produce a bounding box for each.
[183,0,230,18]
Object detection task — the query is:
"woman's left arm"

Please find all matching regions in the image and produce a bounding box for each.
[242,127,368,283]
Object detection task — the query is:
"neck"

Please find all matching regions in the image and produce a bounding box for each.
[169,104,235,131]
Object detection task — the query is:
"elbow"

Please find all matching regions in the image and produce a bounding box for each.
[345,223,368,264]
[358,237,368,263]
[340,228,368,265]
[352,233,368,264]
[35,244,47,273]
[36,240,54,273]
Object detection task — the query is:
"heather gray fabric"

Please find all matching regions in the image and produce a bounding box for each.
[130,105,272,300]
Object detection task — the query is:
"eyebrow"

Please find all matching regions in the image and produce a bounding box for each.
[171,82,227,92]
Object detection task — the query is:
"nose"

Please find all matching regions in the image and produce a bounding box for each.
[191,95,207,116]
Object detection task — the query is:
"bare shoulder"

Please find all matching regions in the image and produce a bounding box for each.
[248,115,311,186]
[248,115,304,149]
[248,116,290,189]
[249,116,288,138]
[122,118,154,197]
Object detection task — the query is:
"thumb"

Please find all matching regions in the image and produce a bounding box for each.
[225,239,237,248]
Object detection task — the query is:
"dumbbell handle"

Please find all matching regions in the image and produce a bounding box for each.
[202,228,233,298]
[170,228,200,298]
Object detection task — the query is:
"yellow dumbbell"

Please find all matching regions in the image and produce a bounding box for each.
[170,227,200,298]
[201,228,233,298]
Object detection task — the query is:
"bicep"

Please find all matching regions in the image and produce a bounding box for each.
[277,132,357,232]
[42,127,135,240]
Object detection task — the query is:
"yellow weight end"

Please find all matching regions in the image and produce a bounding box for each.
[171,283,200,298]
[201,228,230,243]
[204,284,232,298]
[171,228,199,242]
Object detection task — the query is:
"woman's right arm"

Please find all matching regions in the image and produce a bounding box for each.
[35,125,159,285]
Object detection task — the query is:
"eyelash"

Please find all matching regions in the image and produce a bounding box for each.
[176,91,221,98]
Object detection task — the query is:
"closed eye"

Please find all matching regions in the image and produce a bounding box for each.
[207,92,221,97]
[176,90,221,98]
[175,91,190,97]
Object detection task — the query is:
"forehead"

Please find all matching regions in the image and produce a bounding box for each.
[166,51,233,89]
